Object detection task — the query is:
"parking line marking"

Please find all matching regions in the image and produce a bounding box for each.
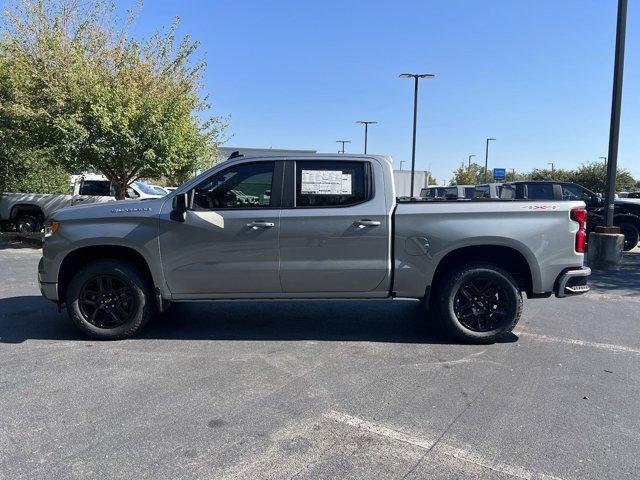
[324,410,565,480]
[520,332,640,355]
[324,410,435,449]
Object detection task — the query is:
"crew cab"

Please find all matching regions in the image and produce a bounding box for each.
[501,181,640,251]
[38,154,590,343]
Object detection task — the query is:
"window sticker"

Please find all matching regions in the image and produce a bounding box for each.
[301,170,352,195]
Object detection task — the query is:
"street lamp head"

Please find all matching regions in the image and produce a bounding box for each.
[399,73,435,79]
[356,120,378,125]
[487,137,496,141]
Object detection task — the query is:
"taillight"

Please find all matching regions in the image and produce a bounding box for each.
[571,207,587,253]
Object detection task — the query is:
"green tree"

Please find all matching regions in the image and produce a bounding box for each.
[0,38,70,193]
[451,163,483,185]
[525,162,636,194]
[570,161,635,194]
[529,167,574,182]
[1,0,224,198]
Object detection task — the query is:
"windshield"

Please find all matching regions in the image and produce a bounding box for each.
[133,181,160,196]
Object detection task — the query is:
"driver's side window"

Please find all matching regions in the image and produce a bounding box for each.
[193,162,274,210]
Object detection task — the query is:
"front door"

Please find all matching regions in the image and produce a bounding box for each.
[278,159,390,294]
[159,160,282,296]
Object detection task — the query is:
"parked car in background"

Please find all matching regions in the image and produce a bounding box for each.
[1,175,162,232]
[420,184,503,200]
[420,185,476,199]
[39,154,589,343]
[474,183,503,199]
[501,181,640,251]
[148,185,170,195]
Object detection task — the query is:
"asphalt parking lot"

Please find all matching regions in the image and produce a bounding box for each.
[1,241,639,480]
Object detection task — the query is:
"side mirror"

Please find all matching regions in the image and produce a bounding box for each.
[170,192,189,222]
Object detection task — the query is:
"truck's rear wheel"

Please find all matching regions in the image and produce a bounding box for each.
[65,259,154,340]
[436,263,522,343]
[618,222,639,251]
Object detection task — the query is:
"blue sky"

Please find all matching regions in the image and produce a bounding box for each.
[129,0,639,183]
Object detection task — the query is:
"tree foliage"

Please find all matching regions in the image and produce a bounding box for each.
[450,160,637,194]
[451,163,481,185]
[1,0,224,198]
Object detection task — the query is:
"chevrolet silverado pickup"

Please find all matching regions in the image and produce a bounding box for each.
[38,154,590,343]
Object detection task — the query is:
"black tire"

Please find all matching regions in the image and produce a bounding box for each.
[436,262,522,344]
[65,259,154,340]
[617,222,639,251]
[15,213,42,233]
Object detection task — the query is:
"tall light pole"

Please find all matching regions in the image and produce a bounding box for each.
[356,121,377,154]
[600,156,608,167]
[399,160,405,171]
[484,138,496,183]
[468,154,476,169]
[548,162,555,174]
[400,73,435,197]
[604,0,628,227]
[336,140,351,154]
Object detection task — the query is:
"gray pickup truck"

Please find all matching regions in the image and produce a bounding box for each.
[38,154,590,343]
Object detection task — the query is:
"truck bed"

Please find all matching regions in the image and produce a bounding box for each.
[392,199,585,298]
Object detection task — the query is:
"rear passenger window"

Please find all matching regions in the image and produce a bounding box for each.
[295,161,369,207]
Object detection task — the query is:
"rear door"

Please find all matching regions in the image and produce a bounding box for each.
[278,159,390,294]
[159,160,283,296]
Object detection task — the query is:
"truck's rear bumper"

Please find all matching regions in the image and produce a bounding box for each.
[555,267,591,298]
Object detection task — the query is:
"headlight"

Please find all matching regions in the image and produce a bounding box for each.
[44,220,60,237]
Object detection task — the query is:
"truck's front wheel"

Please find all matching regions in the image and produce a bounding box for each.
[66,260,154,340]
[15,213,42,233]
[436,263,522,343]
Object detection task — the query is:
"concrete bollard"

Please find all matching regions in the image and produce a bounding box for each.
[586,231,624,269]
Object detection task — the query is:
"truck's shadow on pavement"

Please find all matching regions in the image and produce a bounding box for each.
[0,295,518,344]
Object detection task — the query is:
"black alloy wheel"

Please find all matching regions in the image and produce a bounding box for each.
[453,276,510,332]
[78,274,137,328]
[436,262,522,343]
[66,259,154,340]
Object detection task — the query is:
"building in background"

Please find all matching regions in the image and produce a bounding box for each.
[393,170,433,197]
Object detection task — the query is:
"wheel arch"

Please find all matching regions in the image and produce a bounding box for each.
[58,245,156,303]
[428,245,533,309]
[10,204,44,220]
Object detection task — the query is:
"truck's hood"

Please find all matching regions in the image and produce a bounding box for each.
[52,197,166,221]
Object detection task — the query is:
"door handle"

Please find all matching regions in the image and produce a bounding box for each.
[353,219,381,228]
[247,221,275,229]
